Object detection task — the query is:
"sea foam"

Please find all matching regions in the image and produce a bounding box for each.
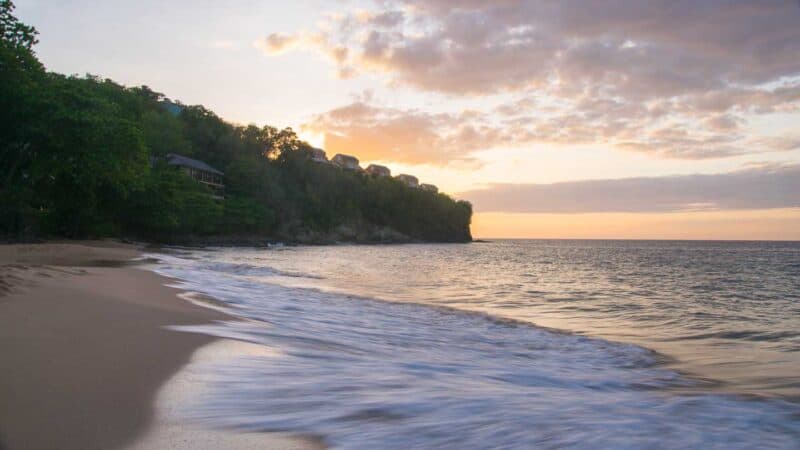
[149,250,800,449]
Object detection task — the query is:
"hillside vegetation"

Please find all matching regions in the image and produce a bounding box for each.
[0,1,472,243]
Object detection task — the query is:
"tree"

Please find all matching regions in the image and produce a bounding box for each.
[28,75,149,236]
[0,0,46,236]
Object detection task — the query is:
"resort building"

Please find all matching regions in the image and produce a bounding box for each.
[420,183,438,193]
[160,100,184,116]
[395,174,419,188]
[366,164,391,177]
[310,147,329,164]
[332,154,361,171]
[164,153,225,197]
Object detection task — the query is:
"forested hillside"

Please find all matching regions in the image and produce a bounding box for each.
[0,1,472,243]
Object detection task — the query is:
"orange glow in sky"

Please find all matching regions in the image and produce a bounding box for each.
[472,209,800,241]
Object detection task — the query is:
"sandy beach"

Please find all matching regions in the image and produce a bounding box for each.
[0,242,320,450]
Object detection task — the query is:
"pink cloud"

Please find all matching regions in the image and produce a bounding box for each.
[280,1,800,163]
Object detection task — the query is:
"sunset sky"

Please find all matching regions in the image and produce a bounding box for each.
[18,0,800,239]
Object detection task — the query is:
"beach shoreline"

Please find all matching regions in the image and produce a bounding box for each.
[0,241,319,450]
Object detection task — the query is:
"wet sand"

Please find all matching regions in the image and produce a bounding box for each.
[0,242,320,450]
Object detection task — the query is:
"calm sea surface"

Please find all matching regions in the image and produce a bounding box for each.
[150,240,800,449]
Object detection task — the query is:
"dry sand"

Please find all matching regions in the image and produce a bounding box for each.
[0,241,321,450]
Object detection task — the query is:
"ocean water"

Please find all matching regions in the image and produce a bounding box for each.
[149,240,800,449]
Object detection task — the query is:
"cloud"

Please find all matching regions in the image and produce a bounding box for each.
[280,1,800,162]
[703,115,742,132]
[461,163,800,213]
[256,32,353,76]
[272,1,800,96]
[303,102,494,165]
[303,97,800,164]
[256,33,301,54]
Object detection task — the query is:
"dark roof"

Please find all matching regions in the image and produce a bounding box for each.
[332,153,359,163]
[366,164,391,175]
[165,153,224,175]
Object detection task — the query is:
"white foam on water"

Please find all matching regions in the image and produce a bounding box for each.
[148,251,800,450]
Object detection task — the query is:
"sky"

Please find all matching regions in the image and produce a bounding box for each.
[16,0,800,239]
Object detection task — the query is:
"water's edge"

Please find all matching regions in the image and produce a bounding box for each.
[144,248,800,449]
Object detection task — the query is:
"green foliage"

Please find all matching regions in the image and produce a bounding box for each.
[221,196,275,234]
[122,164,214,237]
[1,1,37,50]
[0,7,472,242]
[29,75,150,236]
[1,0,45,237]
[141,108,191,157]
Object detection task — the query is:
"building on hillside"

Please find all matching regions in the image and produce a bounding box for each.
[160,100,184,116]
[331,154,361,170]
[365,164,391,177]
[395,174,419,188]
[310,147,329,164]
[164,153,225,198]
[419,183,438,193]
